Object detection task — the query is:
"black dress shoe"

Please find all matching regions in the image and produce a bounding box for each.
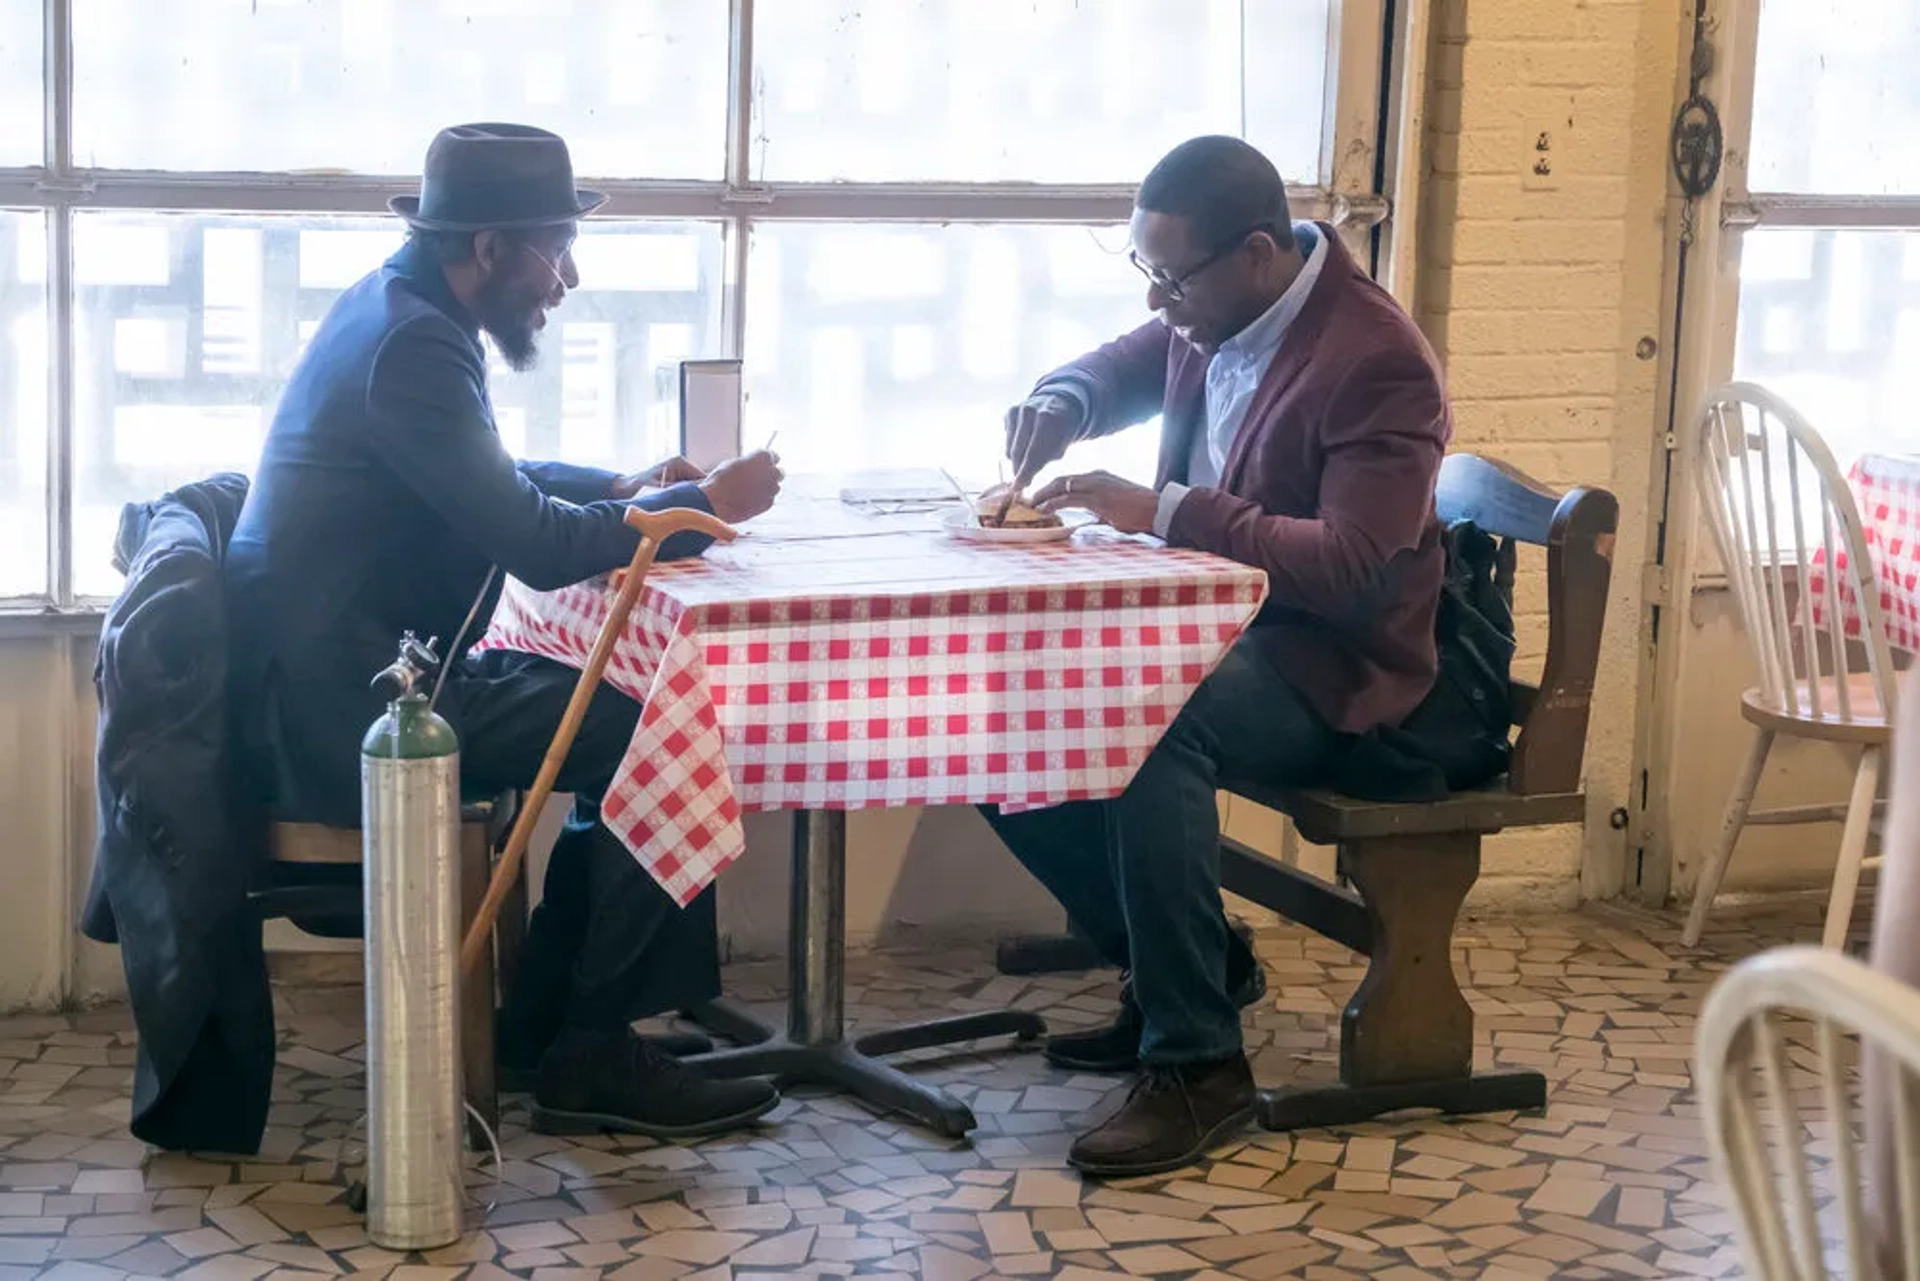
[530,1027,778,1139]
[497,1011,713,1093]
[1045,944,1268,1073]
[1068,1054,1257,1177]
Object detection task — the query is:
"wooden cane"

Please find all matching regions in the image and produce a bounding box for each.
[459,504,738,976]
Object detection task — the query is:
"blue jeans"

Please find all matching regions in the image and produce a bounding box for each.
[983,636,1336,1065]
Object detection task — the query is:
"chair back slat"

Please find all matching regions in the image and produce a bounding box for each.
[1754,417,1807,712]
[1814,465,1856,724]
[1783,442,1823,719]
[1434,453,1618,796]
[1828,534,1854,720]
[1753,1010,1827,1277]
[1781,441,1827,722]
[1692,382,1897,727]
[1734,404,1794,700]
[1702,414,1765,695]
[1723,1026,1800,1279]
[1816,1018,1869,1280]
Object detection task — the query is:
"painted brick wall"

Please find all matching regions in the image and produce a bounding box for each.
[1416,0,1685,907]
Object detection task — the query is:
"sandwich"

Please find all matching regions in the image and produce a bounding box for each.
[975,484,1062,529]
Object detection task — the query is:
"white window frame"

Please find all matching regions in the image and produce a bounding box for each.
[1674,0,1920,465]
[1634,0,1920,905]
[0,0,1395,616]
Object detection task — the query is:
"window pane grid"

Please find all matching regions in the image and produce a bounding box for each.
[66,212,726,597]
[1748,0,1920,198]
[1732,0,1920,498]
[70,0,730,178]
[749,0,1329,185]
[5,0,1363,607]
[742,221,1159,483]
[1733,227,1920,474]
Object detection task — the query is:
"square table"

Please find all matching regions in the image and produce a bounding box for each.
[476,475,1268,1134]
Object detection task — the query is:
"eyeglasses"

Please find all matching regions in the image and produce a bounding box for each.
[514,236,577,292]
[1128,224,1278,305]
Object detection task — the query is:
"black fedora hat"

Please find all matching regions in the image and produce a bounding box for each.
[390,123,607,232]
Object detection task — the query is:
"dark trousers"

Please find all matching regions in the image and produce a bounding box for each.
[983,636,1335,1066]
[442,649,721,1047]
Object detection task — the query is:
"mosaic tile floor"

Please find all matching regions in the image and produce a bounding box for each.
[0,896,1848,1280]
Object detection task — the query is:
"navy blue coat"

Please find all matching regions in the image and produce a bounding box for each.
[226,239,714,824]
[85,474,276,1154]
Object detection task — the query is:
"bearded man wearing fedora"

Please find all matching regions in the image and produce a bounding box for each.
[225,123,783,1138]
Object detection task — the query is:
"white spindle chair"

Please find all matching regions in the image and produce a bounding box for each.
[1684,382,1898,951]
[1698,946,1920,1280]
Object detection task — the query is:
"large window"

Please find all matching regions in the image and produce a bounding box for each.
[1,0,1385,606]
[742,221,1153,480]
[1731,0,1920,470]
[64,213,722,596]
[747,1,1332,184]
[69,0,731,177]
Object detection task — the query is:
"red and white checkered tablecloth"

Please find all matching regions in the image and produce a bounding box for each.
[474,481,1269,905]
[1807,452,1920,652]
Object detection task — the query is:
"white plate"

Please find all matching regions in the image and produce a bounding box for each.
[941,507,1081,544]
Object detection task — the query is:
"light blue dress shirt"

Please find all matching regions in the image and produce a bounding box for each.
[1151,222,1327,537]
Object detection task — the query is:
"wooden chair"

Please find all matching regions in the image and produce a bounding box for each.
[1220,452,1618,1130]
[1683,382,1897,952]
[253,508,735,1142]
[249,794,526,1140]
[1697,945,1920,1279]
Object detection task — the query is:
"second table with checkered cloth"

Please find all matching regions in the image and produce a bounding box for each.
[1807,451,1920,651]
[476,476,1269,1134]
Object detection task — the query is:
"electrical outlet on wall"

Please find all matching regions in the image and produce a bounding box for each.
[1523,127,1559,190]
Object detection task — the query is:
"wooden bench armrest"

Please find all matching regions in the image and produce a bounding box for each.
[1511,486,1618,794]
[1435,454,1620,797]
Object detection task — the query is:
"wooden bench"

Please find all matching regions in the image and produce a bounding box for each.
[1220,453,1619,1130]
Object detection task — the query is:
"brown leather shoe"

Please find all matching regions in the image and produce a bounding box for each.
[1068,1055,1257,1177]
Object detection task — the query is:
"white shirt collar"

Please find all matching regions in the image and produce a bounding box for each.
[1216,222,1328,365]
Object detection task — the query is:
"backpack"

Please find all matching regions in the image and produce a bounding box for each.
[1326,520,1515,802]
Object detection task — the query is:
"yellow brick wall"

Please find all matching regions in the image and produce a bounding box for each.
[1413,0,1686,907]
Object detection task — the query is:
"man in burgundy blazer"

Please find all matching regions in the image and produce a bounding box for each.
[988,136,1451,1176]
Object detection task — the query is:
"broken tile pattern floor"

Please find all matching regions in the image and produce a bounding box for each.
[0,897,1848,1279]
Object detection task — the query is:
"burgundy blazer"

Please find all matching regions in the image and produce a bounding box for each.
[1038,226,1451,734]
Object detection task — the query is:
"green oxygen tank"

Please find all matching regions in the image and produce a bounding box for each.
[360,632,463,1250]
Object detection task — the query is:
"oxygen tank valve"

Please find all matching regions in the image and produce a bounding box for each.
[370,632,441,700]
